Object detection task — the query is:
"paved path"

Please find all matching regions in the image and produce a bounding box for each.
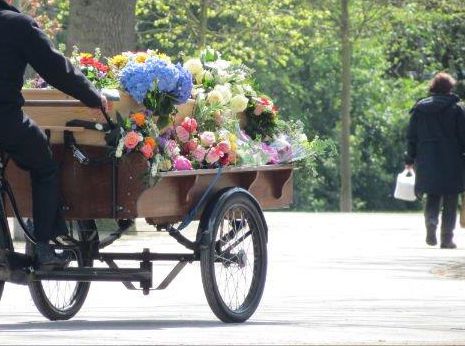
[2,213,465,345]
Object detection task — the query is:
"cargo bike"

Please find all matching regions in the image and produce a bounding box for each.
[0,90,294,323]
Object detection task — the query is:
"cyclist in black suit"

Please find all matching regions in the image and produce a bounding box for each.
[0,0,107,267]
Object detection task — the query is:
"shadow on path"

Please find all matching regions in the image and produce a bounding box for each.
[0,319,293,331]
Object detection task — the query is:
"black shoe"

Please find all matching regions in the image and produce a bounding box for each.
[426,234,437,246]
[440,241,457,249]
[35,242,68,269]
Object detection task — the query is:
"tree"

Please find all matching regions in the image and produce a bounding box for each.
[15,0,63,38]
[67,0,137,56]
[339,0,352,211]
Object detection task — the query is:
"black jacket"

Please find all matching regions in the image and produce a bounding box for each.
[406,94,465,194]
[0,0,101,108]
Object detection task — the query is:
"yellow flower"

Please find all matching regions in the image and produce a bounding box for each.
[147,49,171,63]
[229,134,238,152]
[135,52,148,64]
[109,54,129,69]
[80,53,93,59]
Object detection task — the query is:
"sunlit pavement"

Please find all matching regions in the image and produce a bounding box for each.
[2,212,465,345]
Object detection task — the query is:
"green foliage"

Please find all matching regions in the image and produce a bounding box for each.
[41,0,465,211]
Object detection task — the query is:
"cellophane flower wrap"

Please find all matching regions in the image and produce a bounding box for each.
[114,111,160,182]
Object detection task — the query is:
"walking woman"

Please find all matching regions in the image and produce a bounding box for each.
[0,0,107,266]
[405,72,465,248]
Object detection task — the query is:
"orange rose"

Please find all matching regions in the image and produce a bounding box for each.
[145,137,157,150]
[140,144,154,159]
[131,112,145,126]
[124,131,141,150]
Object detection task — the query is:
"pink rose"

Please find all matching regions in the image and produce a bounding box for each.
[182,117,198,133]
[206,147,224,164]
[254,104,265,116]
[217,141,230,154]
[165,139,180,158]
[187,139,198,152]
[192,145,207,162]
[176,125,190,143]
[173,156,193,171]
[200,131,216,147]
[140,143,154,159]
[124,131,142,150]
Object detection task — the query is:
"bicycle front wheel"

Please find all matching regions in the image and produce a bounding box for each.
[200,191,268,323]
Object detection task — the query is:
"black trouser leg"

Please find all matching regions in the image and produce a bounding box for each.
[440,194,459,244]
[0,113,67,242]
[425,194,441,236]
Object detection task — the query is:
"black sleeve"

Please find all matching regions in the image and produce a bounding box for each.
[456,104,465,154]
[405,109,417,165]
[20,19,102,108]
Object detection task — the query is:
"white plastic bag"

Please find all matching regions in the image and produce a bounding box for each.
[394,169,416,201]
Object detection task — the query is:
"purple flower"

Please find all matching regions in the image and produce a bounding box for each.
[261,143,279,164]
[157,135,168,149]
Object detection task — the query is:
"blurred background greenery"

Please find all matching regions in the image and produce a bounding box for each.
[16,0,465,212]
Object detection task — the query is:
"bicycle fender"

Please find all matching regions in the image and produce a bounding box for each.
[196,187,268,250]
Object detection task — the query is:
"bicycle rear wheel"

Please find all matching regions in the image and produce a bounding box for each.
[26,220,96,321]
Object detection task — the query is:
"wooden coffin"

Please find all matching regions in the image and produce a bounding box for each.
[21,89,196,146]
[4,145,293,223]
[22,88,143,146]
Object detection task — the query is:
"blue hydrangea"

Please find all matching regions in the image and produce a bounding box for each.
[120,58,193,106]
[120,61,154,103]
[146,58,179,93]
[172,63,193,105]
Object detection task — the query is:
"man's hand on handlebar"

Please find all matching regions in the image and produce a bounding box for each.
[100,95,109,113]
[89,95,109,122]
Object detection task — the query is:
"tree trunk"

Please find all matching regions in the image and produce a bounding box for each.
[199,0,209,49]
[67,0,136,56]
[339,0,352,212]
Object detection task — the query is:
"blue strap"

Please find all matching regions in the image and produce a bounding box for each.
[177,167,223,231]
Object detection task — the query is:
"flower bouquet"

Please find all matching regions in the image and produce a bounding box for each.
[70,47,117,90]
[114,111,159,180]
[154,117,237,174]
[116,51,193,129]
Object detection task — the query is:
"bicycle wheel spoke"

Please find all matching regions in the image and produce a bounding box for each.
[212,205,262,313]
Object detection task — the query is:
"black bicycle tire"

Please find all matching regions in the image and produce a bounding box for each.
[26,220,96,321]
[200,192,268,323]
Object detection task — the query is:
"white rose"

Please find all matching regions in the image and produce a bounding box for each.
[115,139,125,158]
[184,58,204,76]
[231,84,244,95]
[207,90,224,105]
[214,84,232,104]
[299,133,308,142]
[230,94,249,113]
[213,59,231,70]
